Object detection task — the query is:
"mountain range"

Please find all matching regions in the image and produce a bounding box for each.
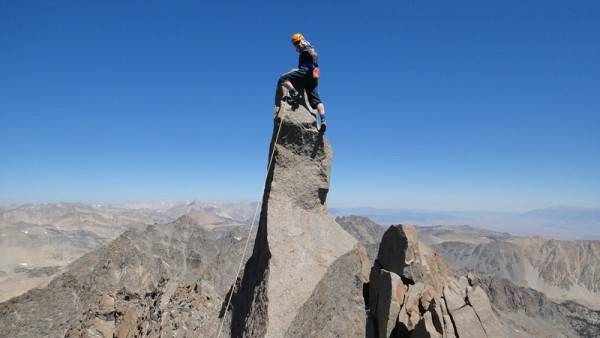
[421,225,600,310]
[331,206,600,240]
[0,201,254,302]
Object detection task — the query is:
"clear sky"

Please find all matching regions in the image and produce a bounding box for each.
[1,1,599,212]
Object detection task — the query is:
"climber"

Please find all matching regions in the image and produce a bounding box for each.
[279,33,327,132]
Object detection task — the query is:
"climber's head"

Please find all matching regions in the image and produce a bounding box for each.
[291,33,304,46]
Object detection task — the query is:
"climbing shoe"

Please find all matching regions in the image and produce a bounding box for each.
[290,91,301,103]
[320,119,327,132]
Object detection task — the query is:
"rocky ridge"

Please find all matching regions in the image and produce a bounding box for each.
[0,217,252,337]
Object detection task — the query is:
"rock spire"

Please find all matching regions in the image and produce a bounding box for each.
[230,88,370,337]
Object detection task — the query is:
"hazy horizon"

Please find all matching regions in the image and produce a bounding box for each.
[1,198,597,214]
[2,200,598,240]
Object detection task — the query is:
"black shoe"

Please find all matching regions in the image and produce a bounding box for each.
[320,120,327,132]
[290,92,301,103]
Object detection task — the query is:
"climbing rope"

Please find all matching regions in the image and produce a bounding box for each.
[215,101,288,338]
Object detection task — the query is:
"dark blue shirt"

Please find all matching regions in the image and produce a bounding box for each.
[298,45,319,70]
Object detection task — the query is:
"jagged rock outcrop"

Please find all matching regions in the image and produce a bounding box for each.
[0,217,252,337]
[367,224,506,337]
[229,89,369,337]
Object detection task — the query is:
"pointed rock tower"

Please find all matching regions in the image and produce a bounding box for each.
[230,89,369,337]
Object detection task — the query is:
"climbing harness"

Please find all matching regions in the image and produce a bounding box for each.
[215,100,288,338]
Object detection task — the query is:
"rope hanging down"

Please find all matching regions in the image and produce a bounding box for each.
[215,102,288,338]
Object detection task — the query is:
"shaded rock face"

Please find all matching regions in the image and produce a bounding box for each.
[230,88,369,337]
[0,217,252,338]
[367,224,506,338]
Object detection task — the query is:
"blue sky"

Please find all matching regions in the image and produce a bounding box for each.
[1,1,599,212]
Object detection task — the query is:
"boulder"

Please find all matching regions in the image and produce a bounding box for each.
[442,275,507,337]
[411,311,443,338]
[467,285,505,336]
[376,224,419,282]
[376,224,449,291]
[448,305,487,338]
[368,268,404,337]
[443,279,466,313]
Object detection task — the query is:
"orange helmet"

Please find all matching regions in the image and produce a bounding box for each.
[291,33,305,45]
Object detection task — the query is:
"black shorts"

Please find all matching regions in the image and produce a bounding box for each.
[279,68,322,109]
